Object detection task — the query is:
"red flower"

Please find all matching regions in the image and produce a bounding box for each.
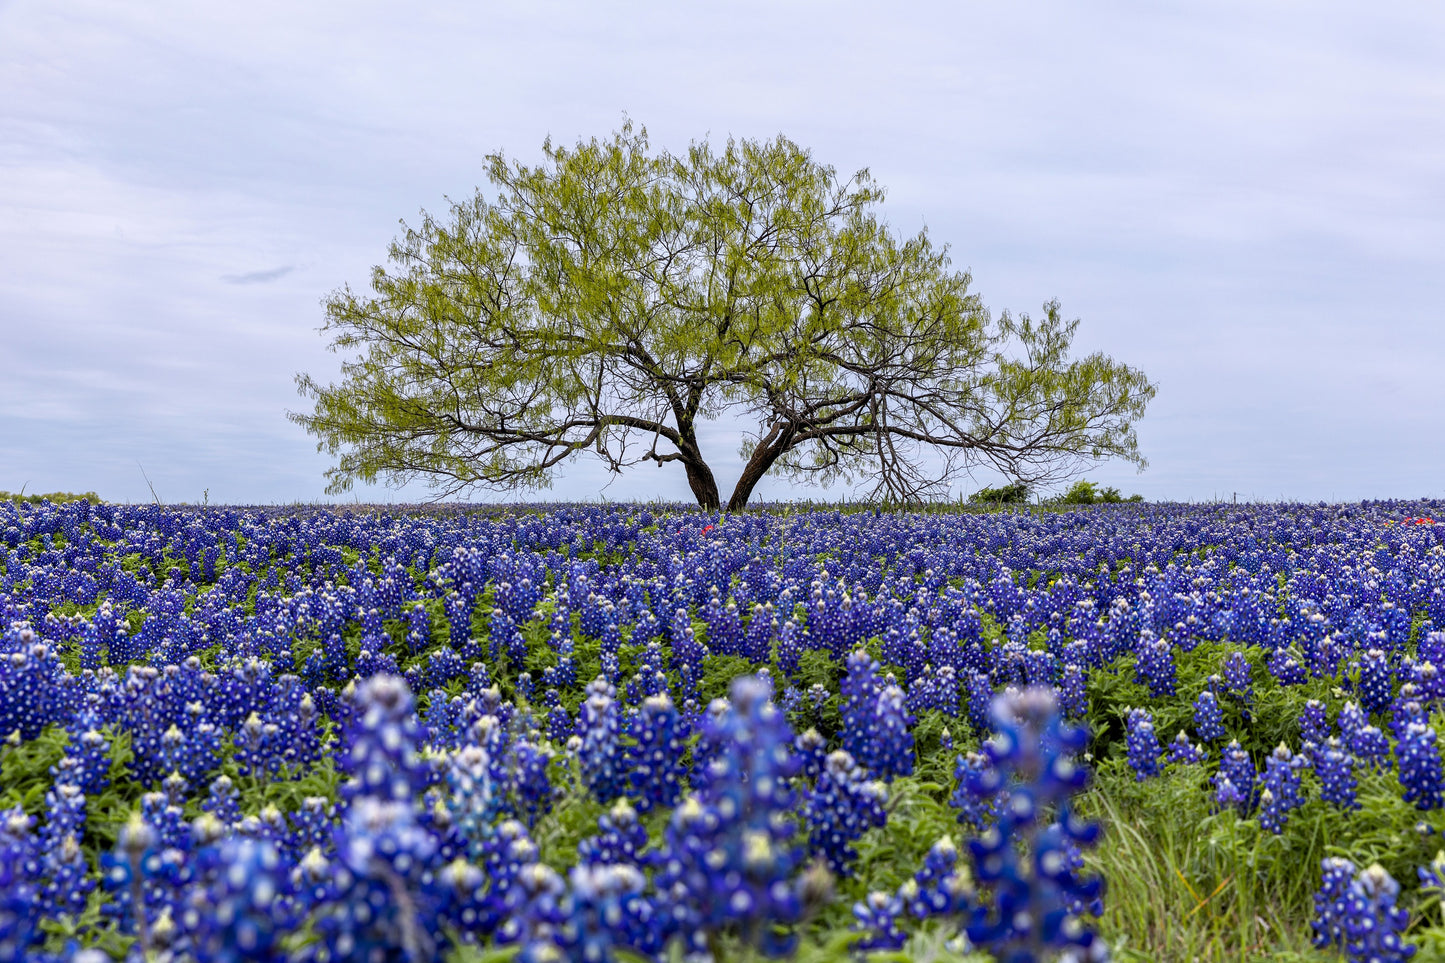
[701,524,714,534]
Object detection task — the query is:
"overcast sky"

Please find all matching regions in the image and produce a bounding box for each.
[3,1,1442,506]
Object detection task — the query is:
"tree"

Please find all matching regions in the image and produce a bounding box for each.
[969,482,1032,505]
[290,122,1156,511]
[1049,480,1145,505]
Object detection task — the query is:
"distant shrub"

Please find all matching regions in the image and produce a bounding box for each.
[1049,481,1144,505]
[0,490,102,505]
[968,482,1032,504]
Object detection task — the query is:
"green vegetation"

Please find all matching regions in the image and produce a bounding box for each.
[1047,480,1144,505]
[291,122,1155,511]
[967,482,1032,504]
[0,490,101,504]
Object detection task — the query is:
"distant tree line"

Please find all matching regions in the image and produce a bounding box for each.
[0,491,102,505]
[969,479,1143,506]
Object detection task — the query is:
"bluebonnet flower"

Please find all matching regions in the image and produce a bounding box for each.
[457,819,546,943]
[670,608,707,700]
[286,796,336,858]
[653,676,804,958]
[39,780,85,856]
[0,807,40,960]
[340,675,434,804]
[627,692,686,813]
[1339,700,1369,742]
[145,787,192,850]
[1356,648,1394,715]
[1134,635,1176,698]
[899,836,973,921]
[852,889,907,951]
[36,819,92,924]
[624,641,669,706]
[1221,652,1253,707]
[308,796,442,962]
[907,664,961,716]
[448,740,503,854]
[466,660,493,699]
[870,683,915,781]
[548,862,664,963]
[505,732,555,829]
[1349,722,1392,771]
[234,711,287,780]
[962,688,1104,963]
[742,601,778,664]
[425,647,467,691]
[577,799,649,867]
[965,669,995,734]
[702,587,744,660]
[1193,689,1226,743]
[951,751,1005,833]
[203,775,243,828]
[773,617,805,681]
[1419,849,1445,900]
[1213,741,1256,814]
[1125,707,1162,780]
[840,650,882,748]
[101,813,185,949]
[0,638,74,742]
[405,602,432,654]
[79,599,122,670]
[1300,699,1329,748]
[576,677,625,804]
[422,691,465,751]
[1388,687,1428,741]
[177,837,298,963]
[1314,738,1360,810]
[1057,662,1089,719]
[489,606,528,670]
[1213,776,1246,814]
[1313,856,1357,950]
[839,653,915,781]
[355,647,402,680]
[794,728,829,783]
[1258,744,1305,834]
[1165,731,1205,766]
[62,725,110,798]
[1395,720,1444,811]
[546,699,573,746]
[444,590,479,660]
[803,749,888,875]
[1266,647,1307,687]
[1316,862,1416,963]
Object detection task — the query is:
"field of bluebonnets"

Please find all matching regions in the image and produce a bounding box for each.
[4,496,1445,962]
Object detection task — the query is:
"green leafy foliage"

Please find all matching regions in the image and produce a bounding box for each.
[290,123,1156,510]
[967,482,1031,504]
[0,490,101,504]
[1048,480,1144,505]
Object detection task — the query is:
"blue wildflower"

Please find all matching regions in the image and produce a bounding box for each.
[1125,707,1162,780]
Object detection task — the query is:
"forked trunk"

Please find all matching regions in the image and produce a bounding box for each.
[684,460,721,510]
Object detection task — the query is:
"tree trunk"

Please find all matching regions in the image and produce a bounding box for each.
[725,426,792,511]
[685,460,720,510]
[674,400,720,510]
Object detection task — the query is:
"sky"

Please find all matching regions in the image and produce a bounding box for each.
[2,1,1442,506]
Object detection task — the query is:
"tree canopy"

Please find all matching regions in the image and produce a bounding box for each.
[291,122,1156,510]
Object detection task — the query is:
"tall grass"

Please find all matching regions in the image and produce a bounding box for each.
[1081,762,1335,962]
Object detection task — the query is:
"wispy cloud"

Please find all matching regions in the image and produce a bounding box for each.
[221,265,293,285]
